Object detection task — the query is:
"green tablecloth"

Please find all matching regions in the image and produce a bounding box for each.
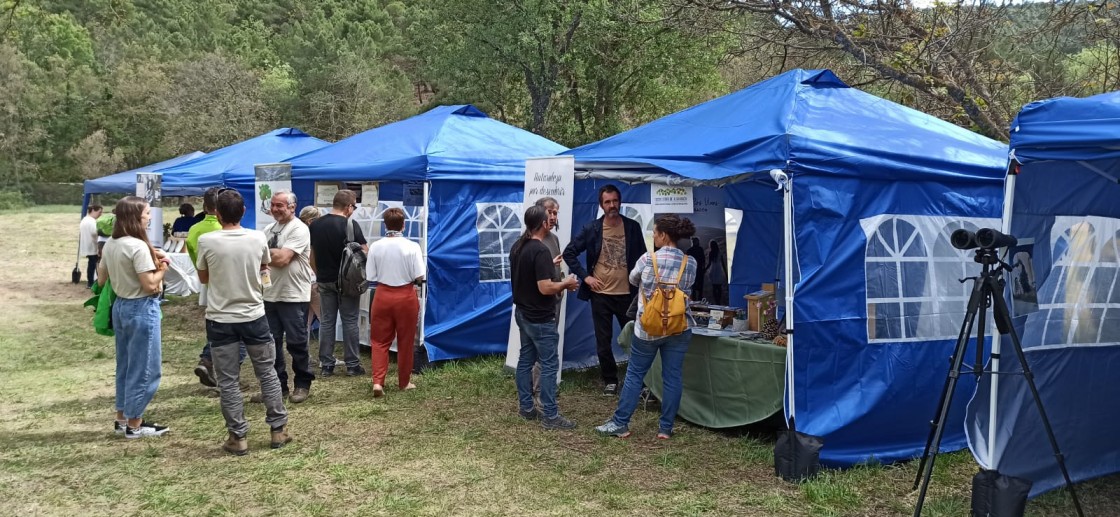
[618,322,786,429]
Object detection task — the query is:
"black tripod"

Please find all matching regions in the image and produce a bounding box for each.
[911,245,1083,517]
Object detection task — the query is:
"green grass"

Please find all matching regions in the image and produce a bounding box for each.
[0,210,1114,516]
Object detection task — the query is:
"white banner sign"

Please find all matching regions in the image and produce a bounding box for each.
[651,184,694,213]
[315,183,339,207]
[505,156,576,377]
[254,163,293,230]
[135,172,163,247]
[353,183,380,239]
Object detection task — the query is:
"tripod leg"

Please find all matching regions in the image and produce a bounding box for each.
[986,276,1085,517]
[913,277,984,489]
[913,279,987,516]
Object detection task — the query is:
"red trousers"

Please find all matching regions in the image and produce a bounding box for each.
[369,283,419,389]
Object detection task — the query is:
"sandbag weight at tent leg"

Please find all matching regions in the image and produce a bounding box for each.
[971,469,1031,517]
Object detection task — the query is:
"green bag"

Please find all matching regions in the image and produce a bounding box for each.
[96,214,115,237]
[84,280,116,337]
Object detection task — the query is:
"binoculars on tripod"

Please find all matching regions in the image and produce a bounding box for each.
[950,228,1018,250]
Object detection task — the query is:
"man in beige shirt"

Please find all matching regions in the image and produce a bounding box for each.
[261,191,314,403]
[196,189,291,455]
[562,185,647,395]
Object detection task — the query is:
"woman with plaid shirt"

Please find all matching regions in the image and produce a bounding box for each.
[596,215,697,440]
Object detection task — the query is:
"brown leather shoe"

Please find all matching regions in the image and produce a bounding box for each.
[289,388,310,403]
[194,359,216,388]
[223,432,248,456]
[270,425,292,449]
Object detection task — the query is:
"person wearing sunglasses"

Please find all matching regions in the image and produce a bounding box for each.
[308,189,367,377]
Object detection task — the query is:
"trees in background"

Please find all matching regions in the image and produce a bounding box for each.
[413,0,735,146]
[161,53,271,154]
[0,0,1117,186]
[680,0,1120,140]
[67,130,124,180]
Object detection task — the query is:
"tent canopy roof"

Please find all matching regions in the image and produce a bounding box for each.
[158,128,329,190]
[288,105,567,183]
[565,69,1007,184]
[1010,90,1120,163]
[83,151,206,195]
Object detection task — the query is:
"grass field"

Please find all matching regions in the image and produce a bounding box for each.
[0,206,1110,516]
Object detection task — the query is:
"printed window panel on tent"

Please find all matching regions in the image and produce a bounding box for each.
[1031,216,1120,347]
[374,201,424,244]
[476,203,523,282]
[862,215,1000,343]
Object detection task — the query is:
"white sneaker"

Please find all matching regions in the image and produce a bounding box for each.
[125,423,169,439]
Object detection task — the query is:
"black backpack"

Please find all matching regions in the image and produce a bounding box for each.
[337,219,367,296]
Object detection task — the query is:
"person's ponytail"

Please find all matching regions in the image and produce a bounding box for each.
[511,205,548,261]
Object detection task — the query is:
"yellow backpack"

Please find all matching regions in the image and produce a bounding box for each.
[639,251,689,337]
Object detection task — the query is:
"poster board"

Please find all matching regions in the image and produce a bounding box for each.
[254,163,292,230]
[352,183,379,239]
[651,185,694,213]
[136,172,163,247]
[505,156,575,376]
[315,183,339,208]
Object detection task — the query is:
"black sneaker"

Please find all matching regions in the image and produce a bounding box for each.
[346,365,366,377]
[116,420,167,435]
[518,408,539,421]
[602,383,619,396]
[125,422,170,439]
[320,366,334,378]
[541,414,576,430]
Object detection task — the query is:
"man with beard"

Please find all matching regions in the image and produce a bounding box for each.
[562,185,647,395]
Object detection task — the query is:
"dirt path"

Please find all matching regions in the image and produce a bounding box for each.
[0,210,89,315]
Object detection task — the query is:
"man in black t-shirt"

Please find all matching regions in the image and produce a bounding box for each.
[309,190,367,377]
[511,205,579,430]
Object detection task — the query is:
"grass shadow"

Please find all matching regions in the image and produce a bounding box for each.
[0,429,111,451]
[28,380,216,417]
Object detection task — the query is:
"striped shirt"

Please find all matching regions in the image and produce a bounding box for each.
[629,247,697,340]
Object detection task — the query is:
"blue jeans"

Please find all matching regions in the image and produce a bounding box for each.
[113,296,162,420]
[612,329,691,433]
[514,309,560,419]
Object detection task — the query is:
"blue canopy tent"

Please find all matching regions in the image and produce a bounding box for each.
[81,151,206,216]
[965,90,1120,496]
[156,128,329,229]
[564,69,1008,465]
[287,105,567,362]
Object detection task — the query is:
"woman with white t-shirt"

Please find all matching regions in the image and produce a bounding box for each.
[365,207,426,397]
[97,196,170,439]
